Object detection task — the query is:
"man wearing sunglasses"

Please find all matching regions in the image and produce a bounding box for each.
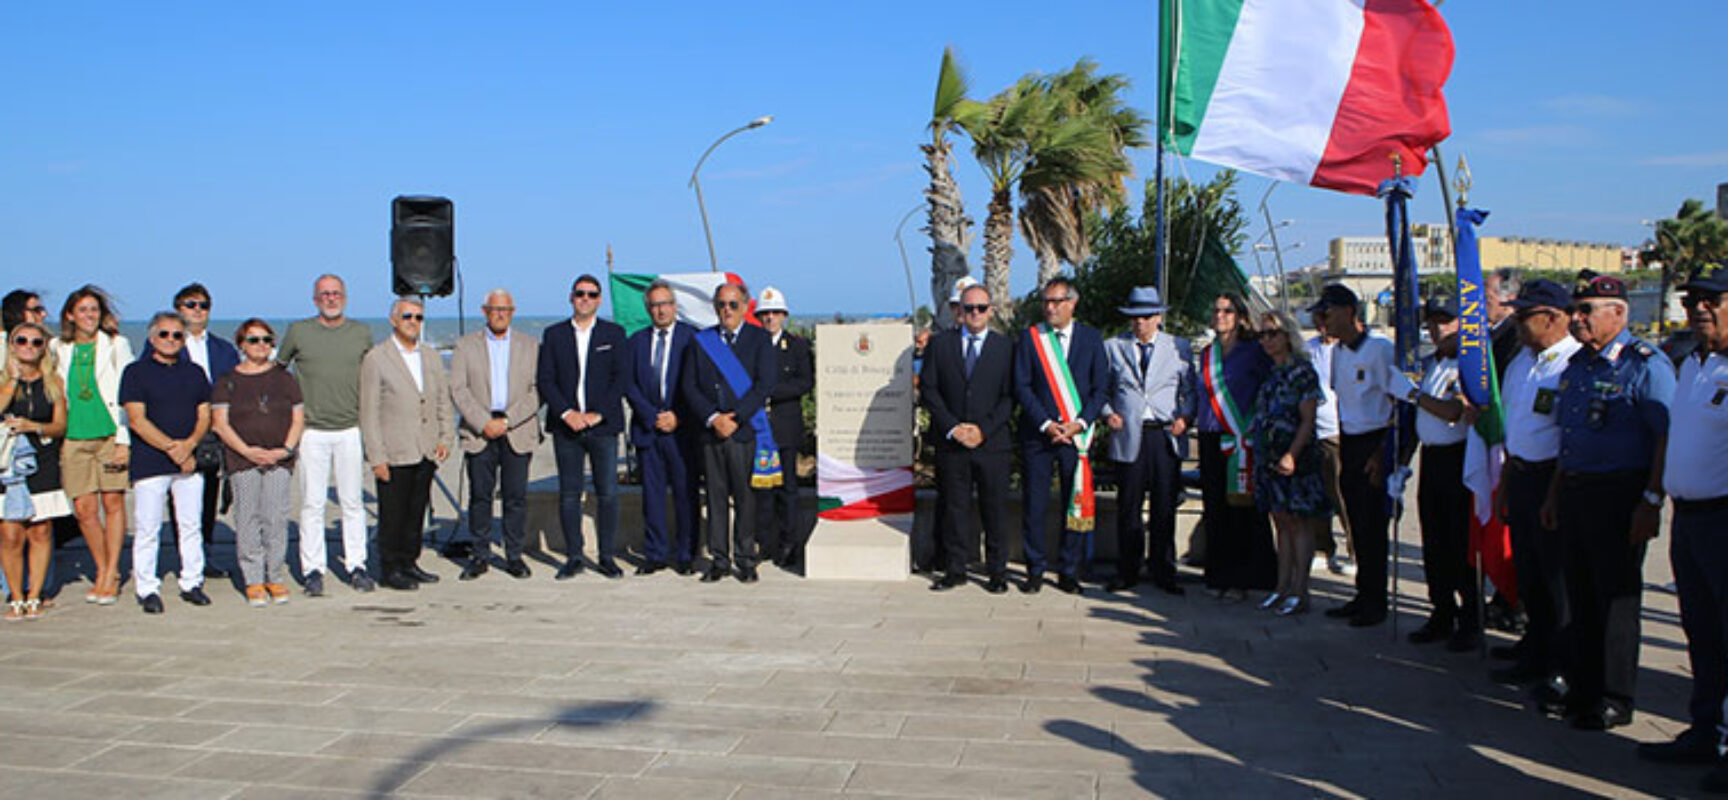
[539,275,629,580]
[118,311,213,613]
[1542,273,1674,731]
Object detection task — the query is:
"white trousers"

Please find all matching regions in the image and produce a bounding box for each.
[296,427,368,574]
[131,473,205,598]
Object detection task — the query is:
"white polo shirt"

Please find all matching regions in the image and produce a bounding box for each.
[1307,335,1340,439]
[1329,330,1417,435]
[1416,356,1467,446]
[1501,335,1583,461]
[1664,349,1728,501]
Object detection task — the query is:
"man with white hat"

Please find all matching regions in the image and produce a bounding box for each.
[754,286,813,571]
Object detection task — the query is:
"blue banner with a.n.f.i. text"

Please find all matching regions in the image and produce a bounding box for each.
[1453,207,1493,407]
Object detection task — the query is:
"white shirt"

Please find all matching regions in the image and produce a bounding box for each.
[393,335,424,393]
[572,317,594,412]
[1329,330,1417,435]
[1415,356,1466,446]
[1665,349,1728,500]
[1307,335,1340,439]
[485,328,510,412]
[1501,335,1583,461]
[185,329,212,382]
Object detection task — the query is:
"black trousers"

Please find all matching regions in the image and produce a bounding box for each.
[1338,429,1391,610]
[754,446,804,562]
[1417,443,1477,626]
[1505,457,1568,675]
[936,445,1009,578]
[1672,502,1728,732]
[1198,432,1276,591]
[377,459,435,576]
[1558,472,1648,712]
[465,437,531,562]
[1116,426,1181,585]
[701,436,757,569]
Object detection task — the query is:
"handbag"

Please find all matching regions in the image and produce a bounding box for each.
[194,432,225,473]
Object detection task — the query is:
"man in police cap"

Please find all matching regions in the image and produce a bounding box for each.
[1541,272,1674,730]
[1639,262,1728,783]
[753,286,813,571]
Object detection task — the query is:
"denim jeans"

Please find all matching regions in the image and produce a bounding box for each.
[552,430,620,563]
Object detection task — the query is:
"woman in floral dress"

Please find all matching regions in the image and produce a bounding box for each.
[1249,311,1331,615]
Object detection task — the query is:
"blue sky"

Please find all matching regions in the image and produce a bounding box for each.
[4,2,1723,321]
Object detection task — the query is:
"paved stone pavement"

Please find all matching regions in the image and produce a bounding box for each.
[0,500,1708,800]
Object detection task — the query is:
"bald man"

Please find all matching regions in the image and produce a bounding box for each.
[449,289,542,580]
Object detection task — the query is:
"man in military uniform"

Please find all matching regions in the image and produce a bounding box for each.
[1638,262,1728,788]
[753,286,813,571]
[1542,273,1674,730]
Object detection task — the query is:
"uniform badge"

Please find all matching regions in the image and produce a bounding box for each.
[1533,388,1556,415]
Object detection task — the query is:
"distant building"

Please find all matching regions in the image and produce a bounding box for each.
[1475,236,1624,273]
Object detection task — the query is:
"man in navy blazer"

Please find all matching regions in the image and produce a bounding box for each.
[1015,277,1109,594]
[623,280,702,575]
[921,284,1015,594]
[680,282,778,583]
[539,274,629,580]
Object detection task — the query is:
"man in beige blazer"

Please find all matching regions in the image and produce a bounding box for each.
[359,297,452,591]
[449,288,541,580]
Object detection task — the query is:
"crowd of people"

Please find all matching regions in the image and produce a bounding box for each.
[2,262,1726,786]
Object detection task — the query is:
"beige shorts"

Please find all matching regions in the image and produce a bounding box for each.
[62,438,129,499]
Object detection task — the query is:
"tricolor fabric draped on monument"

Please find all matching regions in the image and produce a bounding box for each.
[816,455,914,520]
[609,272,757,336]
[1158,0,1454,195]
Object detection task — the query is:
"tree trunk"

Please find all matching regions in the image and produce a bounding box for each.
[983,188,1016,323]
[922,140,971,329]
[1034,244,1063,289]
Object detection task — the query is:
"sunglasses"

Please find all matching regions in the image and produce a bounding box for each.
[571,290,601,299]
[11,336,44,348]
[399,312,425,321]
[178,300,210,310]
[155,330,185,341]
[1571,302,1603,316]
[1212,307,1238,315]
[714,300,743,310]
[482,305,514,312]
[961,304,990,314]
[242,335,274,345]
[1685,291,1724,307]
[23,305,45,315]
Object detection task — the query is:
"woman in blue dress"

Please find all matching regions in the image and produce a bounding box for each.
[1249,311,1331,615]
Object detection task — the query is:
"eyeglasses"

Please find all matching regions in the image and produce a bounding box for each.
[315,290,344,299]
[758,310,786,317]
[155,330,185,341]
[1685,291,1724,307]
[11,336,43,348]
[714,300,743,310]
[178,300,210,310]
[571,290,601,299]
[482,305,514,312]
[1212,307,1237,316]
[961,304,990,314]
[1572,302,1599,316]
[647,300,676,309]
[242,335,274,345]
[1041,296,1072,305]
[399,312,425,321]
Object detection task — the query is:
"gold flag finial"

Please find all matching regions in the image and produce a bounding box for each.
[1389,151,1404,179]
[1454,155,1473,207]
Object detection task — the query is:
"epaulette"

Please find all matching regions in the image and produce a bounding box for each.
[1632,340,1658,360]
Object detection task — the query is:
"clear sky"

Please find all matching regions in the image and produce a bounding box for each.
[4,2,1723,321]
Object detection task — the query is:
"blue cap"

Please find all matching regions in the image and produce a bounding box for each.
[1306,283,1359,314]
[1505,278,1570,312]
[1422,294,1458,320]
[1117,286,1166,316]
[1679,261,1728,294]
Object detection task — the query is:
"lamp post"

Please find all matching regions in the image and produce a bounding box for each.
[1252,219,1294,313]
[689,115,773,272]
[1255,241,1302,314]
[893,204,923,321]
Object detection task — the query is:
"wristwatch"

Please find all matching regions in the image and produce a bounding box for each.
[1641,489,1664,507]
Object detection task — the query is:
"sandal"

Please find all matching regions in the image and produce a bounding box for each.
[3,600,22,622]
[22,599,41,620]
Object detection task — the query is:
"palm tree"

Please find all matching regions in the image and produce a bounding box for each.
[1644,199,1728,326]
[922,48,975,327]
[955,76,1058,320]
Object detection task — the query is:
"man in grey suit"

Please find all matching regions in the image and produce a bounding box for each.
[359,297,453,591]
[450,289,541,581]
[1102,287,1195,594]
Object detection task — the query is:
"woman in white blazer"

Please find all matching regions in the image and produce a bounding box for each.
[48,286,133,604]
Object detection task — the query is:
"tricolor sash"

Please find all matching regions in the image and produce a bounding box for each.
[1201,343,1254,502]
[1028,324,1095,532]
[694,329,782,488]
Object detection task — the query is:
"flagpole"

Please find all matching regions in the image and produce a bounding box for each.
[1154,140,1169,295]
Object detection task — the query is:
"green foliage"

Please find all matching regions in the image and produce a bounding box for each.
[932,47,970,137]
[1643,199,1728,287]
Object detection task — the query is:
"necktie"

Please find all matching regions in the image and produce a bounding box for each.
[1138,342,1153,379]
[652,329,668,402]
[723,329,736,348]
[964,334,979,378]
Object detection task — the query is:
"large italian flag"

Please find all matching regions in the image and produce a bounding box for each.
[1159,0,1454,195]
[816,454,914,520]
[608,272,757,336]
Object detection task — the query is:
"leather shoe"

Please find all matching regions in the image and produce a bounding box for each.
[1104,577,1138,593]
[380,570,419,591]
[1324,600,1361,619]
[1445,627,1483,653]
[139,593,164,614]
[554,560,584,581]
[179,586,212,606]
[503,560,531,579]
[203,565,229,580]
[930,574,967,592]
[985,574,1009,594]
[1570,703,1632,731]
[736,565,759,584]
[1406,618,1451,644]
[459,561,489,581]
[673,562,695,576]
[1531,676,1570,716]
[1347,607,1387,627]
[1152,578,1186,596]
[700,564,728,583]
[636,561,667,576]
[406,565,440,584]
[1056,575,1083,595]
[1021,574,1043,594]
[595,560,624,579]
[1637,727,1721,764]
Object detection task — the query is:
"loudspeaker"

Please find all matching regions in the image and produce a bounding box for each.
[391,195,454,297]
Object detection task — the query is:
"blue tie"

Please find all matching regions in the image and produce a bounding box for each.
[723,329,736,348]
[652,329,668,402]
[1138,342,1153,379]
[964,334,980,378]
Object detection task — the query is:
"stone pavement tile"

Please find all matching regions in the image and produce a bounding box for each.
[639,702,831,733]
[829,690,1025,718]
[572,660,777,687]
[296,664,535,693]
[835,641,987,660]
[67,742,210,776]
[193,699,468,734]
[901,715,1115,749]
[0,665,89,691]
[844,762,1096,798]
[327,686,454,711]
[438,691,646,721]
[734,731,964,766]
[65,692,203,719]
[950,677,1103,699]
[913,623,1049,645]
[842,656,1024,680]
[0,687,101,713]
[958,739,1140,771]
[320,731,658,775]
[0,766,241,800]
[516,676,712,704]
[642,752,854,791]
[0,733,111,768]
[0,708,145,741]
[154,676,349,704]
[276,755,435,794]
[1022,662,1089,682]
[4,649,170,674]
[204,724,346,754]
[1022,694,1162,724]
[116,719,238,746]
[822,710,904,737]
[440,715,557,742]
[1110,720,1214,754]
[59,672,185,693]
[767,670,956,695]
[396,763,607,798]
[226,787,369,800]
[587,776,738,800]
[537,720,742,754]
[173,751,324,783]
[697,685,834,710]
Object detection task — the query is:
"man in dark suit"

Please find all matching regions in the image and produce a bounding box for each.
[623,280,702,575]
[680,282,778,583]
[921,283,1015,594]
[1015,277,1110,595]
[538,274,629,580]
[752,286,813,571]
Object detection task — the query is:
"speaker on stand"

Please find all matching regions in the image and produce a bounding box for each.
[391,195,455,297]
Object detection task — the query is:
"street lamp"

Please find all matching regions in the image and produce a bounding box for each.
[689,115,773,272]
[893,204,923,320]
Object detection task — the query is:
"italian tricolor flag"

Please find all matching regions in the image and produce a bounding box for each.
[1159,0,1454,195]
[608,272,757,336]
[816,455,914,520]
